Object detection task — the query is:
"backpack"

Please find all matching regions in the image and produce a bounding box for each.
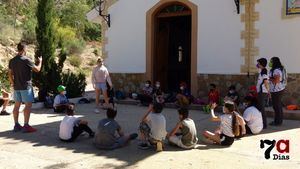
[271,67,288,88]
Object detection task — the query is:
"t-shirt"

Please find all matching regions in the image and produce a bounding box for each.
[243,106,263,134]
[142,86,153,96]
[94,118,121,147]
[8,55,34,90]
[59,115,79,140]
[53,94,69,107]
[146,112,167,141]
[220,114,235,137]
[269,68,285,93]
[208,90,220,103]
[256,68,269,93]
[92,65,110,83]
[181,118,198,146]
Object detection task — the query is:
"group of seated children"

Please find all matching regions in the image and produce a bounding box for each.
[136,80,192,108]
[58,102,198,151]
[0,89,10,115]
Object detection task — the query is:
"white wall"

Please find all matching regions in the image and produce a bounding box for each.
[256,0,300,73]
[106,0,244,74]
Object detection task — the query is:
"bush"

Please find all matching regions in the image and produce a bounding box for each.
[68,55,82,67]
[22,18,37,44]
[56,25,77,47]
[61,71,86,98]
[83,22,101,41]
[65,39,85,55]
[0,65,10,91]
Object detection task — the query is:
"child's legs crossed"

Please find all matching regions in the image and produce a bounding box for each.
[203,130,221,144]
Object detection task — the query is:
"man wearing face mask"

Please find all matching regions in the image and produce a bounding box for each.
[138,80,153,106]
[53,85,71,113]
[8,42,42,133]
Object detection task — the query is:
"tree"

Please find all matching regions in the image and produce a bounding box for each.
[34,0,65,101]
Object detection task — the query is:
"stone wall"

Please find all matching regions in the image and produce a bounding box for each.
[110,73,300,104]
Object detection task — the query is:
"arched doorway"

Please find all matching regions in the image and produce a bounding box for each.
[146,0,198,95]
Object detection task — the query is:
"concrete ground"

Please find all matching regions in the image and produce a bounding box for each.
[0,104,299,169]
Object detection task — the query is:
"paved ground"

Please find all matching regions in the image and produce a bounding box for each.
[0,104,299,169]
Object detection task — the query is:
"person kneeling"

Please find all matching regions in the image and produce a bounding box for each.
[59,105,94,142]
[167,108,198,149]
[138,103,167,151]
[94,108,138,150]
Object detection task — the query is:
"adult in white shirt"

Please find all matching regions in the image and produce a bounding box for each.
[92,57,113,112]
[256,58,269,129]
[243,96,263,134]
[269,57,286,126]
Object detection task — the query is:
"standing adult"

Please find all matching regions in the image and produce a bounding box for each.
[269,57,286,126]
[8,42,42,132]
[92,57,113,113]
[256,58,269,129]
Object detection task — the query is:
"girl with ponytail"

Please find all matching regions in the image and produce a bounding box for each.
[203,101,244,146]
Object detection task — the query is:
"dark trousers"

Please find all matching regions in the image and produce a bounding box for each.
[246,125,253,135]
[138,94,153,106]
[54,105,68,113]
[61,124,93,142]
[257,93,268,128]
[271,90,284,125]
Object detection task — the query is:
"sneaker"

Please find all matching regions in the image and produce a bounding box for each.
[0,110,10,116]
[138,143,150,150]
[13,123,23,132]
[22,125,37,133]
[94,109,100,113]
[129,133,138,140]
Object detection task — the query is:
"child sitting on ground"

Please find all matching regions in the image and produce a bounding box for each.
[153,81,165,104]
[138,80,153,106]
[53,85,72,113]
[138,103,167,151]
[243,96,263,135]
[224,85,240,106]
[0,89,10,115]
[203,84,220,113]
[176,82,191,107]
[167,108,198,149]
[59,105,94,142]
[203,102,244,146]
[94,108,138,150]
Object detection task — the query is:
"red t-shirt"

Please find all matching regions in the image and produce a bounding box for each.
[208,90,220,103]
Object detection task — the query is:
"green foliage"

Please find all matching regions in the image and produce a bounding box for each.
[83,22,101,41]
[22,18,36,44]
[34,0,62,100]
[65,39,86,55]
[68,55,82,67]
[0,64,10,91]
[55,24,77,47]
[61,71,86,98]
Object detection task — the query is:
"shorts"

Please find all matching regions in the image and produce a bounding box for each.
[139,122,151,137]
[14,87,34,103]
[168,135,196,149]
[95,136,127,150]
[220,134,234,146]
[95,82,107,91]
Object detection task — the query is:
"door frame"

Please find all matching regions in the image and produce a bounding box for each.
[146,0,198,95]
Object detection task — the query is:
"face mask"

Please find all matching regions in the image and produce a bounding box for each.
[156,84,160,88]
[180,86,184,90]
[145,84,150,87]
[229,90,234,94]
[269,62,273,68]
[222,107,226,113]
[256,63,260,68]
[243,102,248,107]
[62,91,66,95]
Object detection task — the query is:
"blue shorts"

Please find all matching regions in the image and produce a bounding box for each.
[14,88,34,103]
[95,82,107,91]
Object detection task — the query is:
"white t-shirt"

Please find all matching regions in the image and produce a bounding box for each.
[220,114,235,137]
[269,68,285,93]
[256,69,269,93]
[146,112,167,141]
[243,106,263,134]
[59,115,79,140]
[53,94,69,107]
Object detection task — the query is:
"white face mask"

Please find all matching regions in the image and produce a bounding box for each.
[180,86,184,90]
[63,91,66,95]
[222,107,226,113]
[145,84,150,87]
[156,84,160,88]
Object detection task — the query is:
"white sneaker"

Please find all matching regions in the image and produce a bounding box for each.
[94,109,100,113]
